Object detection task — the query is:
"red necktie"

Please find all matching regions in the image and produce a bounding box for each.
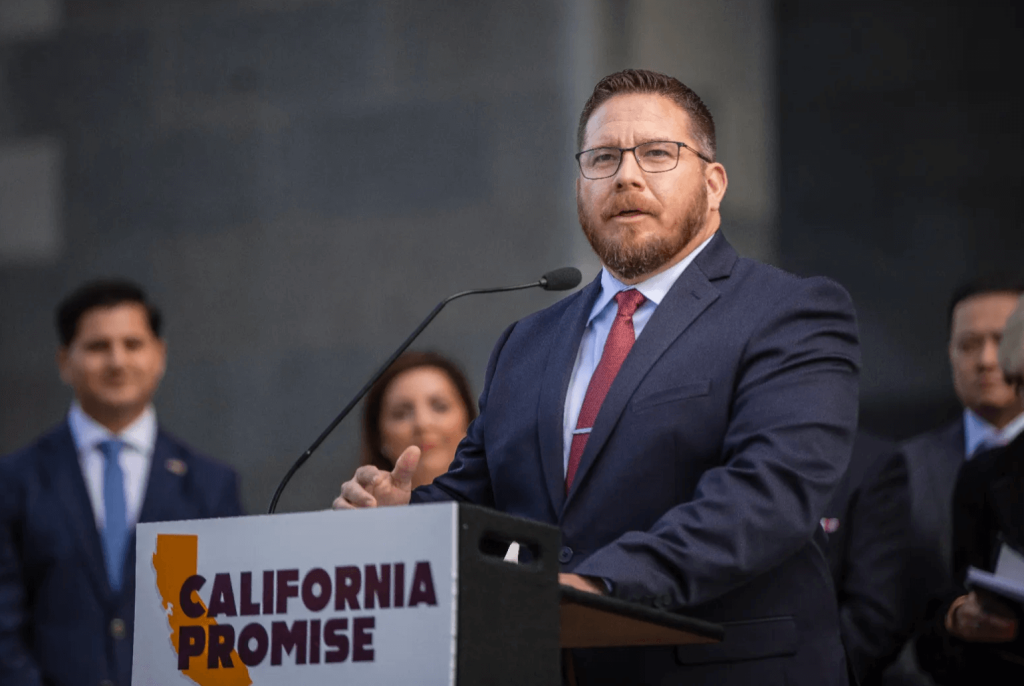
[565,289,647,492]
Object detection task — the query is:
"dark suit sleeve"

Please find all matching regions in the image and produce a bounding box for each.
[0,460,43,685]
[836,449,911,685]
[410,322,519,506]
[574,277,860,608]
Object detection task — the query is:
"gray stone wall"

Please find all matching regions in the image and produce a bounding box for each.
[0,0,581,513]
[778,0,1024,436]
[0,0,784,512]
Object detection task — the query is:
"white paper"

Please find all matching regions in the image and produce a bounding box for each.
[994,543,1024,584]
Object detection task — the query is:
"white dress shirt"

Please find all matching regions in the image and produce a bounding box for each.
[562,234,715,472]
[67,402,156,530]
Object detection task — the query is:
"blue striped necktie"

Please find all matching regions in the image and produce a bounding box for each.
[98,439,128,593]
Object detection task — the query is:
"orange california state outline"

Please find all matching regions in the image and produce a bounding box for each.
[153,534,252,686]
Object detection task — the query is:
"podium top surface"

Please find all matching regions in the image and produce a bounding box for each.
[560,587,724,649]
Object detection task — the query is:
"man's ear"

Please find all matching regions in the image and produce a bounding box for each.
[154,338,168,383]
[705,162,728,212]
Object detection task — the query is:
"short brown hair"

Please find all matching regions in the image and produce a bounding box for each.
[359,351,477,471]
[57,279,162,346]
[577,69,717,162]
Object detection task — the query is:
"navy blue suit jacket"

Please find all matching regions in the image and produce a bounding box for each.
[0,421,243,686]
[822,432,910,686]
[413,233,861,685]
[873,419,965,686]
[901,420,965,627]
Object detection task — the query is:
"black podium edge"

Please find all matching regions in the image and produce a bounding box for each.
[560,586,724,642]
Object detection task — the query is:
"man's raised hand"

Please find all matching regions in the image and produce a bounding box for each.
[332,446,420,509]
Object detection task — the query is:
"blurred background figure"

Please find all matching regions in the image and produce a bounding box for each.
[0,279,243,686]
[917,293,1024,683]
[360,351,477,489]
[892,278,1024,685]
[821,432,910,686]
[947,280,1024,453]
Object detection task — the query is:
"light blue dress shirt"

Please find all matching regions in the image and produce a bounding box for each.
[964,407,1024,458]
[562,234,715,472]
[67,402,156,530]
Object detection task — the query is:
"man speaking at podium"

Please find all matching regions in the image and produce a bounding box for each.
[335,70,860,685]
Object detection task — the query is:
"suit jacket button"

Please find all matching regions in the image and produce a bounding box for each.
[110,618,126,640]
[558,546,573,564]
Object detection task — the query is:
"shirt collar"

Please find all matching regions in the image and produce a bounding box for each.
[67,402,158,457]
[964,408,1024,457]
[588,232,715,324]
[998,410,1024,446]
[964,409,998,457]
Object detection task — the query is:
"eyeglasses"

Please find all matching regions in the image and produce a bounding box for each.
[575,141,711,180]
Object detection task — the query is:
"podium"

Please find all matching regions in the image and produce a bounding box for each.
[133,503,721,685]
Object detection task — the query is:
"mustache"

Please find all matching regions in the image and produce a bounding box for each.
[602,193,659,219]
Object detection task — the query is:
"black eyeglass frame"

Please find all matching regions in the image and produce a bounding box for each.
[574,140,712,179]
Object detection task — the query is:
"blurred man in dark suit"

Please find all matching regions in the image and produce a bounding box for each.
[917,292,1024,683]
[0,279,244,686]
[822,432,910,685]
[890,277,1024,685]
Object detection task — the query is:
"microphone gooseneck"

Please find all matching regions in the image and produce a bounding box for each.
[267,267,582,513]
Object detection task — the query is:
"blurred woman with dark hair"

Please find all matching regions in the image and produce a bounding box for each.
[360,351,477,490]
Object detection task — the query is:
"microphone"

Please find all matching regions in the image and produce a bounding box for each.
[267,267,582,513]
[540,267,583,291]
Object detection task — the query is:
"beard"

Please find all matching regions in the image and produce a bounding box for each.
[577,184,709,282]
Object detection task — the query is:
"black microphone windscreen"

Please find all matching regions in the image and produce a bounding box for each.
[540,267,583,291]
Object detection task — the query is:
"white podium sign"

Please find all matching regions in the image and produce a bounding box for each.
[132,504,458,686]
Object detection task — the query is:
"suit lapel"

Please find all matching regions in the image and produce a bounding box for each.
[916,420,965,569]
[563,233,734,511]
[926,422,965,513]
[127,436,186,589]
[138,431,184,525]
[129,432,187,588]
[941,420,967,484]
[42,424,113,603]
[917,421,963,505]
[537,276,602,516]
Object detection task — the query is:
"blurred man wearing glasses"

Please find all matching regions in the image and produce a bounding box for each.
[336,69,860,685]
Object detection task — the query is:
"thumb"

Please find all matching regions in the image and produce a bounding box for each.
[391,446,421,490]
